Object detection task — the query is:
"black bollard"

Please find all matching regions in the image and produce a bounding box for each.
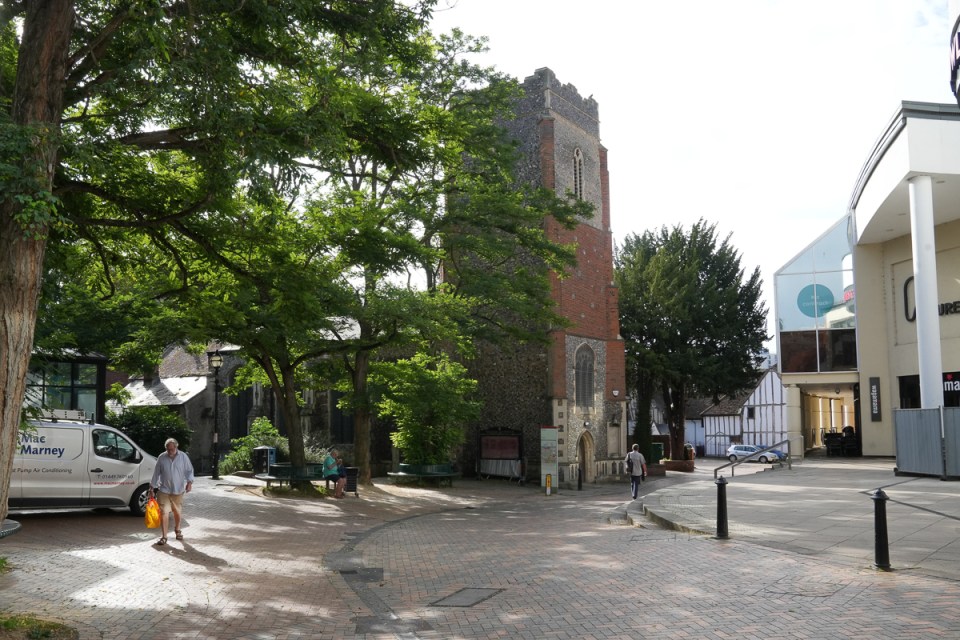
[716,476,729,539]
[872,489,891,570]
[577,466,583,491]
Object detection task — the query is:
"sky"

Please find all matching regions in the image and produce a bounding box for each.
[429,0,954,350]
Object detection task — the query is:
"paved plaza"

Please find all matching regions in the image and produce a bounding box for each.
[2,457,960,639]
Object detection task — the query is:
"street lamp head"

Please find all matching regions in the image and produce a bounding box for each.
[208,350,224,371]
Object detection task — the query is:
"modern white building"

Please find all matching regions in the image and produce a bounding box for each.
[776,101,960,462]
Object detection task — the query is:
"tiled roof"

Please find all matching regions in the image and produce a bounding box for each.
[701,391,752,417]
[121,376,207,407]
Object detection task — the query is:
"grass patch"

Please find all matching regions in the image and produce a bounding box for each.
[0,557,7,573]
[0,615,78,639]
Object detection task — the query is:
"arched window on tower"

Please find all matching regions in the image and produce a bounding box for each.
[575,345,595,408]
[573,148,584,200]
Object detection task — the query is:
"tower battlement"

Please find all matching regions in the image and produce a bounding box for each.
[520,67,599,136]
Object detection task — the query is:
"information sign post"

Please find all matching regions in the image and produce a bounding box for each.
[540,426,558,495]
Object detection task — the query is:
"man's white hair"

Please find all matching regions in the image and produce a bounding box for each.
[164,438,179,448]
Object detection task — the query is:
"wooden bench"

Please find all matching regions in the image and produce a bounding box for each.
[255,463,325,489]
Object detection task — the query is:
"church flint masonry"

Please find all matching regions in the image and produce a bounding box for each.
[463,68,627,486]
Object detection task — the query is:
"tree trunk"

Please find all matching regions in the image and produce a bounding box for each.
[630,371,654,459]
[275,362,311,490]
[664,385,687,460]
[351,349,372,484]
[0,1,73,523]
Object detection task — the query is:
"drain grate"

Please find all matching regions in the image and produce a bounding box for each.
[430,587,504,607]
[339,567,384,583]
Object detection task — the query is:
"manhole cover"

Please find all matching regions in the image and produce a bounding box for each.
[340,567,384,582]
[353,616,431,634]
[431,587,504,607]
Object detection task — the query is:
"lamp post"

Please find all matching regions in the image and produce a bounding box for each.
[208,350,223,480]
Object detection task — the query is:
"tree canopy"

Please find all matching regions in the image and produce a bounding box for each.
[0,0,434,520]
[615,220,768,459]
[2,0,588,509]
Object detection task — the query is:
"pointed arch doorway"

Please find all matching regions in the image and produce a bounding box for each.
[577,430,595,484]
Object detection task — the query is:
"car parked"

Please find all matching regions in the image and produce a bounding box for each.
[726,444,779,464]
[757,444,787,460]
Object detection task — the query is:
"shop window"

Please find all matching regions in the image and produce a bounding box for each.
[819,329,857,372]
[775,217,858,374]
[900,372,960,408]
[780,331,819,373]
[25,362,99,417]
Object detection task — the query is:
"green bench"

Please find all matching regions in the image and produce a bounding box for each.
[387,463,458,487]
[255,463,325,489]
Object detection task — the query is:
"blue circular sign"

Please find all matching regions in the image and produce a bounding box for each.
[797,284,834,318]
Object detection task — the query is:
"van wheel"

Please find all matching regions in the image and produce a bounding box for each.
[129,485,149,516]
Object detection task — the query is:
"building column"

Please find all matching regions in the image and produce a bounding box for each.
[785,385,804,458]
[908,175,944,409]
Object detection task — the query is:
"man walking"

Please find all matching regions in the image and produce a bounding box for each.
[625,444,647,500]
[149,437,195,546]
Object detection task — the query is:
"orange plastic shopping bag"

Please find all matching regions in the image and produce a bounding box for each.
[144,496,160,529]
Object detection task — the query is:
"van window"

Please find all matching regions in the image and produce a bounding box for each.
[93,429,137,462]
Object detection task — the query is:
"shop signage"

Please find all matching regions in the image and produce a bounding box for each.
[797,284,834,318]
[869,377,881,422]
[952,24,960,102]
[902,276,960,322]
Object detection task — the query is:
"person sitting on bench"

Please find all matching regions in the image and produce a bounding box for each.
[323,448,346,499]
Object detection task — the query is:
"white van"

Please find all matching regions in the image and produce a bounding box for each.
[9,412,158,516]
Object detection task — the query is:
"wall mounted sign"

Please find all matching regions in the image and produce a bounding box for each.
[797,284,834,318]
[902,276,960,322]
[951,19,960,103]
[869,376,881,422]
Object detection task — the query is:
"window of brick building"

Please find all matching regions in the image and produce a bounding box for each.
[573,148,584,200]
[575,345,595,408]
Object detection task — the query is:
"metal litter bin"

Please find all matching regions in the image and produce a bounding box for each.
[253,446,276,475]
[344,466,359,497]
[649,443,664,463]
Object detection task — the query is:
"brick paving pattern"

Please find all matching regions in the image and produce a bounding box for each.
[0,471,959,639]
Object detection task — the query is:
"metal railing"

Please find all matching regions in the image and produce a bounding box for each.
[714,439,793,479]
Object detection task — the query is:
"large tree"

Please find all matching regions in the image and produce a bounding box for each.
[615,220,768,459]
[0,0,431,520]
[313,31,587,482]
[23,25,585,488]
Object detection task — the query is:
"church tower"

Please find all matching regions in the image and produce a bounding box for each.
[469,68,627,485]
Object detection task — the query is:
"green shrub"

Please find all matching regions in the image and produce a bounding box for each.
[373,352,479,465]
[107,406,191,456]
[220,417,288,475]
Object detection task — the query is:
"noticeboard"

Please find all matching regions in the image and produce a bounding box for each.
[540,426,558,492]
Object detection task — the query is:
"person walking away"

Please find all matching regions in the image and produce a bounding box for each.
[149,438,195,545]
[625,444,647,500]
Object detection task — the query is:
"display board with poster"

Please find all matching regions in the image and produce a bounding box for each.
[540,426,558,492]
[478,430,524,483]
